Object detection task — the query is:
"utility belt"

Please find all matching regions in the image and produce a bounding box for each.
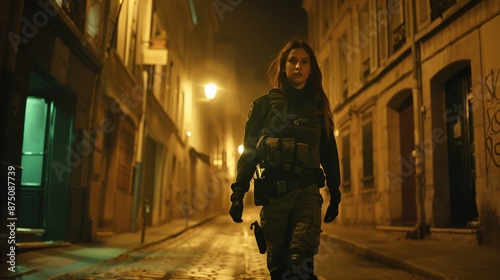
[254,168,324,206]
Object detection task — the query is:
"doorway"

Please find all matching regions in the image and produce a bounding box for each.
[399,97,417,226]
[445,68,478,227]
[143,136,157,226]
[18,72,74,241]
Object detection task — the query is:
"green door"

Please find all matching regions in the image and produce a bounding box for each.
[19,72,74,241]
[19,97,48,229]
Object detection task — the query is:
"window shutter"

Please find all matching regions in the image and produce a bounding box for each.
[127,24,136,72]
[369,0,378,72]
[342,132,351,192]
[85,0,104,47]
[416,0,430,31]
[127,8,138,73]
[404,0,414,39]
[377,0,388,62]
[362,112,374,188]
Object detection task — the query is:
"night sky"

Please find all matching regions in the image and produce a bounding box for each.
[215,0,307,100]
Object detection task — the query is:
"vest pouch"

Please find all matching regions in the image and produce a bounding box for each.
[281,138,296,171]
[264,137,281,167]
[254,176,274,206]
[295,142,309,173]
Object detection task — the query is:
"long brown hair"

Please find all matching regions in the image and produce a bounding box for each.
[265,38,335,136]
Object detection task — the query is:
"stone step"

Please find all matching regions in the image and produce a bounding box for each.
[376,225,482,245]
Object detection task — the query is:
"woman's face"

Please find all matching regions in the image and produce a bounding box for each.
[285,48,311,89]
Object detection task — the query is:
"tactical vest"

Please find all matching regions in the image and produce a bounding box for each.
[258,89,321,178]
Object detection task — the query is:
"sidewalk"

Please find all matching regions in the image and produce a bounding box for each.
[5,214,218,280]
[320,222,500,280]
[5,209,500,280]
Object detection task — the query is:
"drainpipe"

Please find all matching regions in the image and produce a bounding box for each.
[131,100,145,232]
[410,0,428,239]
[131,0,153,232]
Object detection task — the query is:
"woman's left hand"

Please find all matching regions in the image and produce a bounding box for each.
[324,203,338,223]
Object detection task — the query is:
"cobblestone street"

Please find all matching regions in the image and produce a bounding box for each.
[57,213,269,279]
[54,208,428,280]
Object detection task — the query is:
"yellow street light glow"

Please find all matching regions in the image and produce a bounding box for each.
[238,144,244,154]
[186,131,192,137]
[205,84,217,99]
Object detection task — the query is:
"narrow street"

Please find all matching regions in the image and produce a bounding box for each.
[56,207,428,280]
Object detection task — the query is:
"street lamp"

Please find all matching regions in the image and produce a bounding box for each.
[205,83,217,100]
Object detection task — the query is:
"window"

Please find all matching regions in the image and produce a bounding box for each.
[359,2,371,78]
[342,133,351,192]
[117,120,135,193]
[166,62,174,112]
[85,0,104,48]
[56,0,86,32]
[431,0,457,20]
[21,97,48,186]
[151,2,167,48]
[172,76,180,123]
[339,33,348,100]
[362,112,374,188]
[377,0,389,62]
[179,90,185,136]
[151,65,167,103]
[388,0,406,53]
[125,0,138,72]
[127,14,137,73]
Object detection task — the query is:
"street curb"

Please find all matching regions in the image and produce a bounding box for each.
[125,214,219,253]
[322,233,450,280]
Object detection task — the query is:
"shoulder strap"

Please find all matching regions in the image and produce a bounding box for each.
[257,89,286,126]
[255,89,286,146]
[268,88,286,107]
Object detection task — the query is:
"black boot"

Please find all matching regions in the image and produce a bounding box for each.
[288,254,315,279]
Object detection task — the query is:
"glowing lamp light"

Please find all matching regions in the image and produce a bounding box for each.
[205,84,217,100]
[237,144,244,155]
[186,131,192,137]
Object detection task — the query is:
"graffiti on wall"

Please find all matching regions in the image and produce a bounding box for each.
[484,68,500,171]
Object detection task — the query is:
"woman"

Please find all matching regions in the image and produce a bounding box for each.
[229,38,341,280]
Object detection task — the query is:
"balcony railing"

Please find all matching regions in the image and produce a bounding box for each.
[392,22,406,53]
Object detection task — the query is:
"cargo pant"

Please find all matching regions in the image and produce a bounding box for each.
[260,183,323,278]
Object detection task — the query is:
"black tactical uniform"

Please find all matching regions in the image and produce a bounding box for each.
[230,85,341,279]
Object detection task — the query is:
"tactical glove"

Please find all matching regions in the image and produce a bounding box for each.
[324,189,341,223]
[229,192,244,223]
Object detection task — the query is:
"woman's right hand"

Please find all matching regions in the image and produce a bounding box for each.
[229,198,244,223]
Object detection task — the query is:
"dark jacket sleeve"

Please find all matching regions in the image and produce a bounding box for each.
[320,119,341,194]
[231,95,270,198]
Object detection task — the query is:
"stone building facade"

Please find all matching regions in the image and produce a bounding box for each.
[0,0,239,255]
[304,0,500,247]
